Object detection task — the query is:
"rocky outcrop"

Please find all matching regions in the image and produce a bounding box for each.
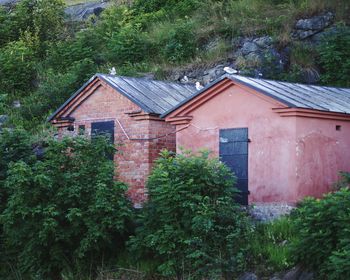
[0,0,19,6]
[167,11,340,86]
[167,35,287,85]
[233,36,287,78]
[292,12,335,40]
[0,0,111,22]
[238,266,314,280]
[65,1,111,22]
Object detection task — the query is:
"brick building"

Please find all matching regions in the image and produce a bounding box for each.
[49,74,196,206]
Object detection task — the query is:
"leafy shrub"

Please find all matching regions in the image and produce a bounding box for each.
[0,38,37,96]
[291,188,350,278]
[0,136,133,279]
[106,25,149,64]
[160,20,198,63]
[129,150,252,279]
[318,26,350,87]
[0,129,34,213]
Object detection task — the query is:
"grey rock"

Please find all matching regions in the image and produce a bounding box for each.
[0,0,19,5]
[203,37,222,52]
[296,30,318,40]
[310,26,345,44]
[65,2,111,21]
[295,12,334,31]
[239,272,258,280]
[242,41,259,55]
[0,115,8,124]
[283,266,302,280]
[13,100,21,108]
[249,203,295,222]
[253,36,273,48]
[299,271,314,280]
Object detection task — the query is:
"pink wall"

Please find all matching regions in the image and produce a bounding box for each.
[173,84,350,204]
[295,117,350,199]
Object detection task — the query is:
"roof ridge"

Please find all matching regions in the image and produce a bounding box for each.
[98,73,195,87]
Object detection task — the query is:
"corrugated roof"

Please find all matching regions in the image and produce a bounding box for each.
[100,74,196,114]
[48,74,197,121]
[161,74,350,117]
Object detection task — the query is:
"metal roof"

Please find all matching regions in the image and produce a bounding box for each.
[161,74,350,117]
[48,74,197,121]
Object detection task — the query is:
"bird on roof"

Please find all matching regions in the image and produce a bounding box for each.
[109,67,116,75]
[223,66,238,75]
[181,75,189,83]
[196,82,204,91]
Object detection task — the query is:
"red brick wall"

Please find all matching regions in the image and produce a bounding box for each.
[53,81,176,206]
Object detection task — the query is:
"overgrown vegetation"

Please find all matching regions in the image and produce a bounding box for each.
[0,130,133,279]
[0,0,350,278]
[129,150,252,279]
[291,187,350,279]
[249,217,295,275]
[0,0,349,132]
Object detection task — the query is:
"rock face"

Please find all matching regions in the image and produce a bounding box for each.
[167,61,236,86]
[0,0,19,5]
[0,0,111,21]
[65,1,111,21]
[233,36,286,78]
[292,12,335,40]
[238,272,258,280]
[167,35,287,86]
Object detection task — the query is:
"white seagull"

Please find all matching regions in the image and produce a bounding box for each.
[195,82,204,91]
[181,75,189,83]
[109,67,116,75]
[223,66,238,75]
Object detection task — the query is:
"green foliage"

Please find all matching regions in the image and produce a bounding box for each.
[0,135,133,279]
[129,150,252,279]
[13,0,65,51]
[0,129,34,213]
[13,58,96,130]
[318,26,350,87]
[160,20,198,63]
[249,217,295,274]
[133,0,200,17]
[0,36,37,96]
[106,24,149,64]
[291,188,350,278]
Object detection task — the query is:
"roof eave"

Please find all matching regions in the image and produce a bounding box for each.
[47,74,99,122]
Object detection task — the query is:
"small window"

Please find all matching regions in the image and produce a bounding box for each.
[67,125,74,132]
[336,125,341,131]
[79,125,85,135]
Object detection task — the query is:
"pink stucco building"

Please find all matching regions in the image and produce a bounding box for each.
[163,75,350,205]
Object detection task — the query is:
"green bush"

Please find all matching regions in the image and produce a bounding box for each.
[0,135,133,279]
[129,150,252,279]
[106,25,149,64]
[160,20,198,63]
[0,38,37,96]
[318,26,350,87]
[291,188,350,278]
